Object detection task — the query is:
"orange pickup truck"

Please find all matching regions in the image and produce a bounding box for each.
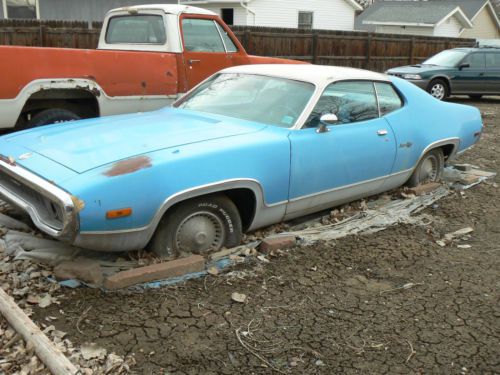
[0,4,297,129]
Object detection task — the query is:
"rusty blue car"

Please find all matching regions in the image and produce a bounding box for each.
[0,64,483,258]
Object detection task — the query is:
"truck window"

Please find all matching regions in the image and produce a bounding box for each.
[182,19,225,52]
[106,15,166,44]
[215,22,238,53]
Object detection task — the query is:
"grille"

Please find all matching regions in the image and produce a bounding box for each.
[0,170,64,231]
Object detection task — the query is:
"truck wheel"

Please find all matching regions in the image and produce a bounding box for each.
[26,109,80,128]
[407,148,444,188]
[149,195,242,259]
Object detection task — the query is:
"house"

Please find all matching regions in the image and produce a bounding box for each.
[179,0,363,31]
[0,0,177,22]
[356,0,500,38]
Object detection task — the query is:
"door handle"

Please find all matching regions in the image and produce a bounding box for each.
[188,59,201,65]
[377,129,388,136]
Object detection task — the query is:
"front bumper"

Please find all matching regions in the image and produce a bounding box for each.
[0,155,79,242]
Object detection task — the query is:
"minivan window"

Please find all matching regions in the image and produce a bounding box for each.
[485,53,500,69]
[462,53,486,69]
[423,50,467,67]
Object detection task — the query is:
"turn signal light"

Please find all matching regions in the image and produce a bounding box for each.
[106,208,132,219]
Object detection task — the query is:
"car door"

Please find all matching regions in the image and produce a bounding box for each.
[180,17,240,90]
[286,81,397,217]
[452,52,486,93]
[484,52,500,94]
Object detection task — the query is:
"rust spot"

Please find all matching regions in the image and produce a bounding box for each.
[104,156,152,177]
[71,195,85,213]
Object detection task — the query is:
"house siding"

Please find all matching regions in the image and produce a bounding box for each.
[182,0,357,30]
[37,0,177,22]
[433,15,462,37]
[461,6,500,39]
[374,25,434,36]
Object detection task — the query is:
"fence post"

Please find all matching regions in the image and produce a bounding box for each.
[312,32,319,64]
[243,29,251,51]
[409,36,415,65]
[38,25,46,47]
[365,33,372,69]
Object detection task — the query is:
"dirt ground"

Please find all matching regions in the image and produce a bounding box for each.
[31,97,499,374]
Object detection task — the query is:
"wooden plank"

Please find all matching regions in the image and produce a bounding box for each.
[0,288,79,375]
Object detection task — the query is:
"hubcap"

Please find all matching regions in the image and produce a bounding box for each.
[430,84,445,100]
[419,155,438,182]
[175,211,224,254]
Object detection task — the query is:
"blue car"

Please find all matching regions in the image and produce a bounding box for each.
[0,64,483,258]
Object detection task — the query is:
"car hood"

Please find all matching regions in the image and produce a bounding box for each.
[5,108,266,174]
[387,64,449,74]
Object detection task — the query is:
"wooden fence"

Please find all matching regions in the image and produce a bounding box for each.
[0,19,475,71]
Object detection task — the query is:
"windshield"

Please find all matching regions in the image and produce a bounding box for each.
[175,73,315,128]
[423,50,468,67]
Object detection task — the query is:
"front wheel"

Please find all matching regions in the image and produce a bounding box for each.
[149,195,242,259]
[427,79,449,100]
[407,148,444,187]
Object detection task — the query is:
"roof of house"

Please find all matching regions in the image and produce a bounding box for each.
[355,0,478,31]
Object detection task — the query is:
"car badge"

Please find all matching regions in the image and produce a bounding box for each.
[18,152,32,160]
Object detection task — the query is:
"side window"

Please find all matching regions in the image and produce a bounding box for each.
[375,82,403,116]
[462,53,485,69]
[215,22,238,52]
[182,19,225,52]
[305,81,378,127]
[485,52,500,69]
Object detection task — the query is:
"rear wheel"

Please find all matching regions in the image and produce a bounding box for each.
[149,195,242,259]
[26,108,80,128]
[407,148,444,187]
[427,79,449,100]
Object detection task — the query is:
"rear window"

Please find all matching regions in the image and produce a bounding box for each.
[106,15,166,44]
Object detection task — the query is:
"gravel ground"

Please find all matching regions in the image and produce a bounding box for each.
[2,97,499,374]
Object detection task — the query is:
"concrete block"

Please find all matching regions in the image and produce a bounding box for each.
[54,259,103,285]
[458,175,480,186]
[104,255,205,290]
[260,235,296,253]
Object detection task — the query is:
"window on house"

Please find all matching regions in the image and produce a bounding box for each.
[298,11,313,29]
[221,8,234,26]
[5,0,37,19]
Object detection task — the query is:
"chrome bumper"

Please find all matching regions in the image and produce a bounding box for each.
[0,155,79,241]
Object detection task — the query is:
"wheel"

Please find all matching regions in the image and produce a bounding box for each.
[407,148,444,188]
[427,79,449,100]
[468,94,483,100]
[26,108,80,128]
[149,195,242,259]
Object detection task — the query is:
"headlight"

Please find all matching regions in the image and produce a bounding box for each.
[402,74,422,80]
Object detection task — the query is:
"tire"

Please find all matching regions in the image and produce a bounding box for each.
[468,94,483,100]
[26,108,80,128]
[407,148,445,188]
[427,79,449,100]
[149,195,242,259]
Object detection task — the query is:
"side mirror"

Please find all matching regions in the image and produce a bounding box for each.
[317,113,338,133]
[458,63,470,70]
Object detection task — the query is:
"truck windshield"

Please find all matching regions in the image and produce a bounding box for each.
[106,15,166,44]
[175,73,315,128]
[423,50,468,67]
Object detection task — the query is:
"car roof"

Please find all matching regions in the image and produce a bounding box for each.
[110,4,216,16]
[219,64,390,86]
[453,47,500,52]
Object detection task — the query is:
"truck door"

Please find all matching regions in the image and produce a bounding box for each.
[180,17,242,90]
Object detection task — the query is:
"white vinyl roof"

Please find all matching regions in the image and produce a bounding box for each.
[220,64,390,85]
[110,4,216,16]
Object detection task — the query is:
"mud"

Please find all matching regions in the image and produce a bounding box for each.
[33,97,500,374]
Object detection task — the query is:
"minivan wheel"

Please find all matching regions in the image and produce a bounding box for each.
[149,195,242,259]
[427,79,449,100]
